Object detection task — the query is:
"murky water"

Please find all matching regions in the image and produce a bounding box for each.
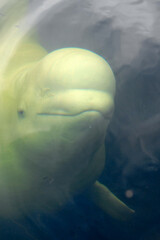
[0,0,160,239]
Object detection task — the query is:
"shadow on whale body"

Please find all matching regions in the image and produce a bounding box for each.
[0,40,134,220]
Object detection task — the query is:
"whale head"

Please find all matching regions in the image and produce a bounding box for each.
[17,48,115,137]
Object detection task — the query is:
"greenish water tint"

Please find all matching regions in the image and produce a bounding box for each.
[0,0,160,239]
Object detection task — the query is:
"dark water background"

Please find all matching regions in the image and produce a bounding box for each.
[1,0,160,239]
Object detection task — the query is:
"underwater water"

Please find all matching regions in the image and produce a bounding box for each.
[0,0,160,239]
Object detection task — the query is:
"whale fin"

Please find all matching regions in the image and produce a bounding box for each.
[88,181,135,221]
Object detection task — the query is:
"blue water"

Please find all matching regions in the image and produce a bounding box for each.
[1,0,160,239]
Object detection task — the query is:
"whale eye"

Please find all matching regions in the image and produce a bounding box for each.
[18,110,25,118]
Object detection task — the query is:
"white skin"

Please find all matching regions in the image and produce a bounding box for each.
[0,46,134,220]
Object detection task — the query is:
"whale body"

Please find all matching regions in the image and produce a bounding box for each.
[0,40,134,220]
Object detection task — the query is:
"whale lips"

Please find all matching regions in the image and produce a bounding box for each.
[37,110,112,120]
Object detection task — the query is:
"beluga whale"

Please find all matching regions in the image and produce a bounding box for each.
[0,38,134,220]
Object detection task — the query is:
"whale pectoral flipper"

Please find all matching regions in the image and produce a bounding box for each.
[88,181,135,221]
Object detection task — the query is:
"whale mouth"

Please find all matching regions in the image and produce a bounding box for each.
[37,110,111,120]
[36,90,114,121]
